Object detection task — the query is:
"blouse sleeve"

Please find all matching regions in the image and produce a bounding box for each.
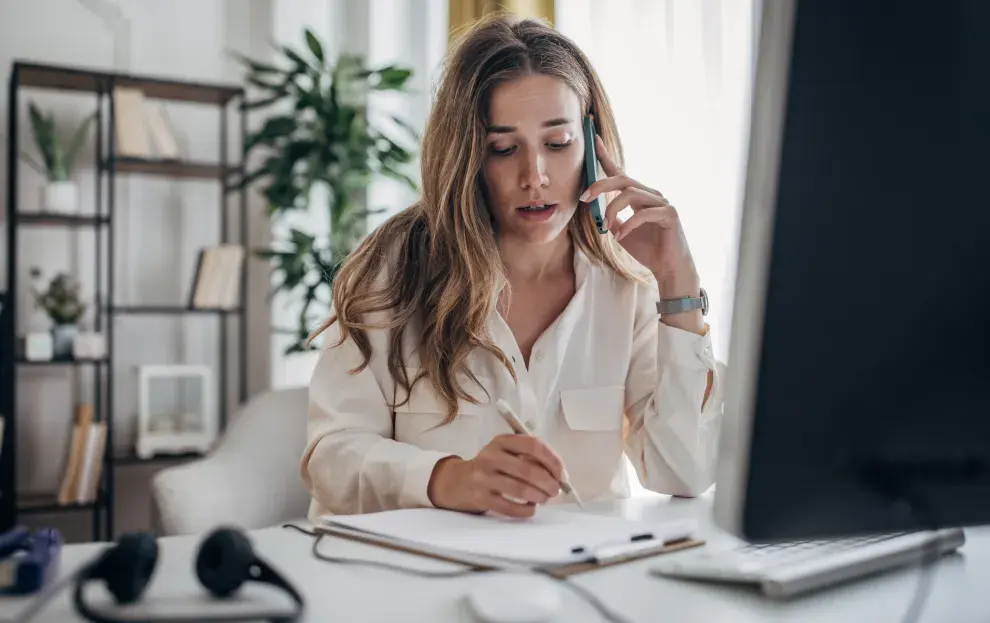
[623,283,724,497]
[299,316,454,515]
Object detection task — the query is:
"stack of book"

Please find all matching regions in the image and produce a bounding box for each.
[57,404,106,506]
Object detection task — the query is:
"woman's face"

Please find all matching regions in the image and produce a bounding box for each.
[482,74,586,246]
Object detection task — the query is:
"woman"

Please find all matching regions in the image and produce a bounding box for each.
[300,13,722,522]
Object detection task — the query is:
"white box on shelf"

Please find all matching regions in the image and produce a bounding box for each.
[72,332,106,360]
[136,364,217,459]
[19,332,53,361]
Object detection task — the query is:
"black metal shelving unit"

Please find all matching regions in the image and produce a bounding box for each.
[1,61,249,540]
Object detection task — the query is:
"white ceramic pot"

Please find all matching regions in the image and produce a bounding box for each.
[42,181,78,214]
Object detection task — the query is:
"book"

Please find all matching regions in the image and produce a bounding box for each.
[188,245,245,309]
[112,87,150,157]
[74,421,106,504]
[144,103,179,159]
[57,404,93,505]
[319,506,698,570]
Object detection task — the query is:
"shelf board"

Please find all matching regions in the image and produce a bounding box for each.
[15,212,109,227]
[18,493,101,514]
[104,157,227,180]
[111,305,244,315]
[16,356,108,366]
[14,61,242,105]
[114,451,205,466]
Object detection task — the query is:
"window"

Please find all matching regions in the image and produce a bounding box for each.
[557,0,757,364]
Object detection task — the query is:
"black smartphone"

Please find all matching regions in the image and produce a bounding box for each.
[582,115,608,234]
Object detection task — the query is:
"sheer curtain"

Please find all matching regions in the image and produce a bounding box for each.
[556,0,756,496]
[557,0,756,364]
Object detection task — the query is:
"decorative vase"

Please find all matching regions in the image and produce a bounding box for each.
[51,324,78,359]
[41,181,78,214]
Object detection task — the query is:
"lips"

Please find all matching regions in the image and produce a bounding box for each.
[517,203,557,212]
[516,203,558,222]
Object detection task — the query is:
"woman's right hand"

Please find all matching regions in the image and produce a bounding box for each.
[427,435,565,518]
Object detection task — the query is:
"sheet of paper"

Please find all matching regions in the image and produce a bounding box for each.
[321,506,696,567]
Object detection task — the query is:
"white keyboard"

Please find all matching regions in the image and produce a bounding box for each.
[650,528,966,599]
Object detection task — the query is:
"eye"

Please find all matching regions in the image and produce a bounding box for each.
[489,144,516,157]
[547,139,574,151]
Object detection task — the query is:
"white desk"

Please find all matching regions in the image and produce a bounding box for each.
[2,494,989,622]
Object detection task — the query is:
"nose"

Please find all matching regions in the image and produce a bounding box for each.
[519,150,549,190]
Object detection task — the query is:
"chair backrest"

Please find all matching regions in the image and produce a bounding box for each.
[151,386,311,535]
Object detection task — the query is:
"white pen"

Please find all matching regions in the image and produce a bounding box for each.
[495,399,584,508]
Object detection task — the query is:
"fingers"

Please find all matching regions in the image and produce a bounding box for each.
[580,175,652,207]
[603,187,668,230]
[485,491,537,518]
[487,472,552,504]
[613,204,679,242]
[493,435,564,483]
[491,451,561,499]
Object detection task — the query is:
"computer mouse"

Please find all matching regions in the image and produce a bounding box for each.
[465,574,563,623]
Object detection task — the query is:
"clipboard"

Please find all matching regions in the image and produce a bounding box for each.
[314,509,706,578]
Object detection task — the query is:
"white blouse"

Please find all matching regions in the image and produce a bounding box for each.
[300,248,724,521]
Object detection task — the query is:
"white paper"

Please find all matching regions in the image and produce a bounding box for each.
[321,506,696,567]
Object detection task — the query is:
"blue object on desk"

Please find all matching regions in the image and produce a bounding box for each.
[0,526,62,595]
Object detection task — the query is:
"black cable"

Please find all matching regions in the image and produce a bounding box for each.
[896,493,944,623]
[281,523,635,623]
[858,462,951,623]
[899,532,942,623]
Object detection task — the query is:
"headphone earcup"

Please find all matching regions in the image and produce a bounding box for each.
[195,527,255,598]
[95,532,158,605]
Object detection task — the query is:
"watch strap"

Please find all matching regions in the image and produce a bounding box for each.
[657,288,708,316]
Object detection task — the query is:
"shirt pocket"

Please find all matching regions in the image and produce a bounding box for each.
[559,386,626,432]
[392,369,492,457]
[558,386,626,495]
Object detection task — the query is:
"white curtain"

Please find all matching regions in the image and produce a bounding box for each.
[557,0,756,364]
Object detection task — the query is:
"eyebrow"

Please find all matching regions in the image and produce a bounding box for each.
[485,117,572,134]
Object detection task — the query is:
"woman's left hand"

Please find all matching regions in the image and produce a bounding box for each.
[579,135,701,299]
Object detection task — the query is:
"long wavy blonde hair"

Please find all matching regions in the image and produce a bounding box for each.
[311,13,644,422]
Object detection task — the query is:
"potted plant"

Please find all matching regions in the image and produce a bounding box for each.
[29,267,88,359]
[228,29,419,354]
[20,102,95,214]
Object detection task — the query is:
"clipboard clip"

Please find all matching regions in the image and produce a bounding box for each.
[570,528,698,565]
[570,532,664,563]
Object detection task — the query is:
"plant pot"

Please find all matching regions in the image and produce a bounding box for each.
[51,324,78,359]
[41,181,78,214]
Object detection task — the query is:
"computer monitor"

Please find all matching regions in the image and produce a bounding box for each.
[714,0,990,542]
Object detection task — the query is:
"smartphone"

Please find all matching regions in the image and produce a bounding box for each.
[582,115,608,234]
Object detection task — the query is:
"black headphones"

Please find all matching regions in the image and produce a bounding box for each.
[70,526,304,623]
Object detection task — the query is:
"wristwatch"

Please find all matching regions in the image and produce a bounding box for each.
[657,288,708,316]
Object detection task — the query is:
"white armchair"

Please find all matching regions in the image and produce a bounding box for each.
[150,386,312,536]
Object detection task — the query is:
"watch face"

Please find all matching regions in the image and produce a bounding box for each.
[701,288,709,316]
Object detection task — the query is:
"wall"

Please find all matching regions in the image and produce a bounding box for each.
[0,0,274,541]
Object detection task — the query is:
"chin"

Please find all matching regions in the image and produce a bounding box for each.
[503,204,574,244]
[523,226,568,245]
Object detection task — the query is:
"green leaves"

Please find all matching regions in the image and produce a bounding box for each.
[29,269,87,325]
[229,29,418,354]
[25,102,94,182]
[305,29,325,63]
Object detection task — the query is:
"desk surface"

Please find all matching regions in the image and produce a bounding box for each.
[3,494,989,623]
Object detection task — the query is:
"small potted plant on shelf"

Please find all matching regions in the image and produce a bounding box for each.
[20,102,95,215]
[29,267,88,359]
